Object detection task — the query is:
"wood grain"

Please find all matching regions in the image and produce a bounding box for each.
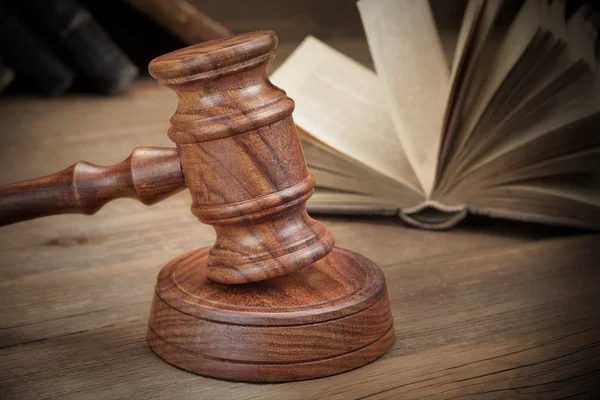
[2,231,599,398]
[0,32,339,285]
[0,31,394,382]
[0,147,184,226]
[149,31,335,284]
[1,55,599,397]
[147,246,394,382]
[142,32,393,380]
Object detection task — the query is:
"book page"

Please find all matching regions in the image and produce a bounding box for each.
[435,0,563,196]
[455,22,595,182]
[436,0,504,184]
[455,0,542,141]
[270,36,422,194]
[437,67,600,207]
[307,190,400,216]
[464,59,600,182]
[469,174,600,231]
[358,0,450,196]
[300,134,424,207]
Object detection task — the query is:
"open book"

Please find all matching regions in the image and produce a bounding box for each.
[271,0,600,230]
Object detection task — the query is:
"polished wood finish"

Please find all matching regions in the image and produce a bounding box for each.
[149,31,334,284]
[0,32,394,382]
[0,31,337,284]
[148,247,394,382]
[144,32,392,380]
[0,147,184,226]
[2,82,600,398]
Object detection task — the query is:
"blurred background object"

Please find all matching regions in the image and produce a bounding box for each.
[123,0,232,43]
[0,0,470,96]
[0,0,141,95]
[0,0,597,97]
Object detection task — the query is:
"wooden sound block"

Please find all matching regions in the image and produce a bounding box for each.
[147,247,395,382]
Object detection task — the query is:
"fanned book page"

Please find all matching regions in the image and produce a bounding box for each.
[270,36,424,211]
[358,0,450,196]
[274,0,600,230]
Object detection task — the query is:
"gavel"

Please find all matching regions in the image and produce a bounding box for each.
[0,31,394,382]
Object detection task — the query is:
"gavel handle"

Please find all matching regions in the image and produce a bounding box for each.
[0,147,185,226]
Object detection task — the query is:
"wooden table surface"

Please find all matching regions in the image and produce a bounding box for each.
[1,79,600,399]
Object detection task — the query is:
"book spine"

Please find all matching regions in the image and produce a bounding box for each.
[19,0,139,95]
[399,201,467,230]
[0,56,16,93]
[0,3,75,95]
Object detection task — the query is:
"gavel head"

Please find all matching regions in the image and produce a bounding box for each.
[148,31,335,285]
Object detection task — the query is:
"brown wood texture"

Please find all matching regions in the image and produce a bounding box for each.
[0,147,184,226]
[2,36,600,397]
[149,32,335,285]
[148,246,394,382]
[0,32,394,382]
[2,188,598,398]
[0,32,338,285]
[142,32,393,381]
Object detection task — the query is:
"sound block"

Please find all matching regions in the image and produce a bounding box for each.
[147,247,395,382]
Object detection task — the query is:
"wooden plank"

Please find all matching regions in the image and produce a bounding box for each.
[0,81,175,183]
[1,235,598,399]
[1,81,595,398]
[0,203,568,346]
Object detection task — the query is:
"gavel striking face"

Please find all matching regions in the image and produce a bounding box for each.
[0,32,394,382]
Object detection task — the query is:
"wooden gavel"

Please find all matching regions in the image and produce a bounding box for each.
[0,31,394,382]
[0,31,333,285]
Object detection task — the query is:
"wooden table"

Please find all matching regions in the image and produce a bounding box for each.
[1,81,600,400]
